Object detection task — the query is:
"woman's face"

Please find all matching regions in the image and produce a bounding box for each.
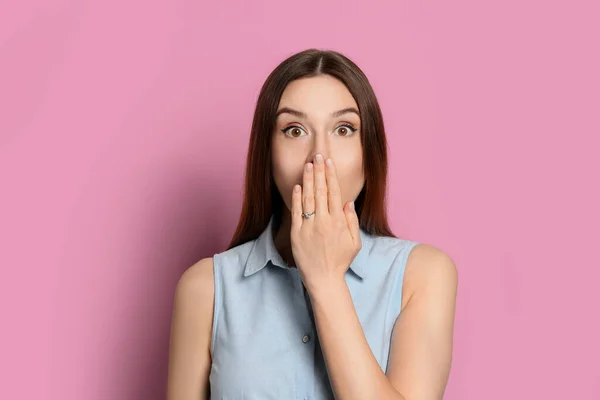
[272,74,365,214]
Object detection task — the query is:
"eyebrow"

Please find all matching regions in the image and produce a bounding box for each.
[275,107,360,119]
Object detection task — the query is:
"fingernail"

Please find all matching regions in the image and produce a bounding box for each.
[350,201,355,211]
[325,158,332,167]
[315,154,323,164]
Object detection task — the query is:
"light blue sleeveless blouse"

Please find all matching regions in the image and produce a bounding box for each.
[209,215,419,399]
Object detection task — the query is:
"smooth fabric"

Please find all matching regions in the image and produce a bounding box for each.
[209,214,420,399]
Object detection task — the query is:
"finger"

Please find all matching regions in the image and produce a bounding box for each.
[291,184,303,233]
[302,162,315,217]
[344,201,361,245]
[313,153,328,215]
[325,158,343,215]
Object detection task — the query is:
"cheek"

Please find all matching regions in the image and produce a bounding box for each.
[271,152,301,208]
[336,155,365,199]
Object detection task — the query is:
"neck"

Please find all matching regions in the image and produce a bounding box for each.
[273,210,296,267]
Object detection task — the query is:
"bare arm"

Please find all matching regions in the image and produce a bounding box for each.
[386,244,458,399]
[167,257,215,400]
[309,244,458,400]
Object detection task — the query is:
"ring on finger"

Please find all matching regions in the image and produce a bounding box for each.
[302,211,315,219]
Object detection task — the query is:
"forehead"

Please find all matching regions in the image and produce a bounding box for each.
[278,75,358,114]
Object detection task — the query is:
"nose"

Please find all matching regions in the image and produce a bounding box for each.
[308,135,329,164]
[307,152,329,165]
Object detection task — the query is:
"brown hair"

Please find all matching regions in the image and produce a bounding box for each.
[227,48,395,250]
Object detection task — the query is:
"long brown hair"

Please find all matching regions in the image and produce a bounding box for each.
[227,48,395,250]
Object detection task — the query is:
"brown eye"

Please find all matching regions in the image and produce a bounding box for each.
[335,124,357,137]
[282,126,307,138]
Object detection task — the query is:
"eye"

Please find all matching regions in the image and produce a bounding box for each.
[281,126,307,138]
[335,124,358,137]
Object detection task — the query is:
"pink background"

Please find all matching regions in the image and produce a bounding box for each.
[1,0,599,399]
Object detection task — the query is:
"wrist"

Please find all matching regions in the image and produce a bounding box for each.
[304,273,348,300]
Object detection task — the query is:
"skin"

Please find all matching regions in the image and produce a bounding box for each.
[271,74,365,267]
[167,74,458,400]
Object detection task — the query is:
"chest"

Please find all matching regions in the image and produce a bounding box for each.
[209,267,395,400]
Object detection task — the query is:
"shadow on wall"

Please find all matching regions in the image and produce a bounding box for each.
[106,159,239,399]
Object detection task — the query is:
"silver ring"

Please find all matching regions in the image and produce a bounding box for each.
[302,211,315,219]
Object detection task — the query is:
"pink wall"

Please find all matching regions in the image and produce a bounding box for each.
[1,0,599,399]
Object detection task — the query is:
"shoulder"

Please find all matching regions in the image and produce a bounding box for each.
[400,243,458,308]
[168,258,215,397]
[175,257,215,306]
[364,233,417,260]
[212,240,256,271]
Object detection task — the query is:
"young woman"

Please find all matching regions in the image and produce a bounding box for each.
[167,48,458,400]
